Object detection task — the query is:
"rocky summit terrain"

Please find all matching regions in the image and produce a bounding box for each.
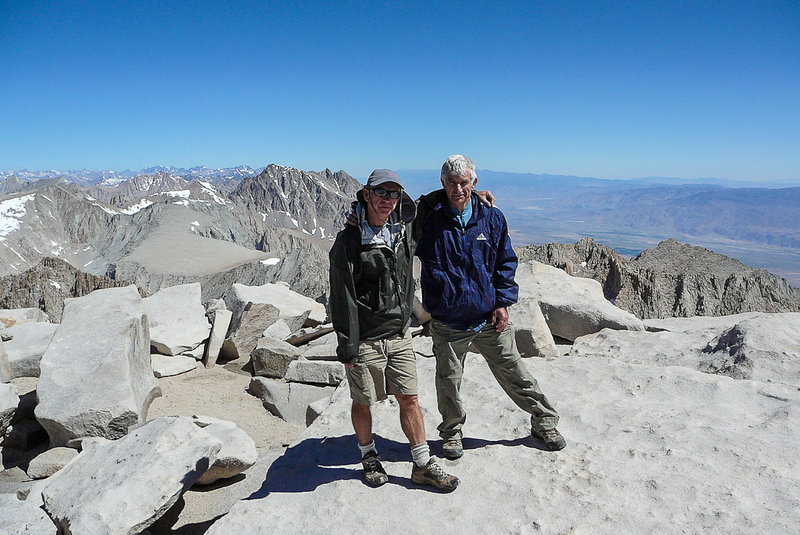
[2,264,798,534]
[2,166,800,533]
[519,237,800,319]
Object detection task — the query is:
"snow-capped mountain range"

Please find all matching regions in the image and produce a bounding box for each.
[0,166,261,188]
[0,164,362,306]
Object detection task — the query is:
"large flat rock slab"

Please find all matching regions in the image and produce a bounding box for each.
[228,282,324,332]
[41,416,221,535]
[35,285,162,446]
[516,261,645,341]
[643,312,762,332]
[143,282,211,356]
[511,298,558,358]
[151,354,198,378]
[0,307,50,329]
[584,312,800,387]
[208,350,800,534]
[284,358,345,386]
[248,377,335,424]
[0,493,58,534]
[3,322,58,378]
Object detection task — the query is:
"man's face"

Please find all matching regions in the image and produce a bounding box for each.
[364,182,401,223]
[444,172,475,211]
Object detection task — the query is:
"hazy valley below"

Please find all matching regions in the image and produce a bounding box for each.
[398,169,800,287]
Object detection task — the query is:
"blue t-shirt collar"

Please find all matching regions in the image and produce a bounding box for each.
[448,195,476,229]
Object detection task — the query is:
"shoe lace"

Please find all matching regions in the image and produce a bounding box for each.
[363,453,382,472]
[427,461,448,479]
[542,429,561,440]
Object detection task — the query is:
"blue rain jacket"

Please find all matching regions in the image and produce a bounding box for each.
[415,190,519,330]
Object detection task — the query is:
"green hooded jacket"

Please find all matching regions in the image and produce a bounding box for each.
[329,189,418,363]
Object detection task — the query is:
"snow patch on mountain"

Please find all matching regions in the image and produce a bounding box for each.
[120,199,154,215]
[0,194,35,238]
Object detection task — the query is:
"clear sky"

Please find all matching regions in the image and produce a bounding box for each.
[2,1,798,183]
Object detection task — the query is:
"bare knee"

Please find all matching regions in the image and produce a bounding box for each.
[352,400,371,414]
[395,393,419,408]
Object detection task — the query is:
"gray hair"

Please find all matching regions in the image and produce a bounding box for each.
[440,154,477,187]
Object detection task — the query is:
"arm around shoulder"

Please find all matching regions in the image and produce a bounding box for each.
[491,209,519,308]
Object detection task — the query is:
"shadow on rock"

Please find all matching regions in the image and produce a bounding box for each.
[246,434,410,499]
[452,435,549,454]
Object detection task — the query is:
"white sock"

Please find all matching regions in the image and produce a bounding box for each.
[358,440,378,458]
[410,442,430,467]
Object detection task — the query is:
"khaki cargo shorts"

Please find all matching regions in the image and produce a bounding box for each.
[345,331,418,406]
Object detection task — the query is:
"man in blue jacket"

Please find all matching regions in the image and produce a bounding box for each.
[415,155,565,459]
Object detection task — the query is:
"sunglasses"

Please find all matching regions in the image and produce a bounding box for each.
[370,187,402,199]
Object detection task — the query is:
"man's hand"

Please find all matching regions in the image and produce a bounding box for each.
[475,190,495,207]
[344,362,355,370]
[491,306,509,332]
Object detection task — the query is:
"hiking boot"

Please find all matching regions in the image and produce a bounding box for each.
[532,428,567,451]
[411,459,459,492]
[442,437,463,460]
[361,451,389,487]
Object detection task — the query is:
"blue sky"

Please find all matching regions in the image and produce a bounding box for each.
[2,1,798,183]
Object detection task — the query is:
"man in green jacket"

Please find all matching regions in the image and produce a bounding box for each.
[329,169,458,492]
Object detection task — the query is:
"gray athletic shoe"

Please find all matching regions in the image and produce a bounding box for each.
[442,437,463,460]
[532,428,567,451]
[361,451,389,487]
[411,459,459,492]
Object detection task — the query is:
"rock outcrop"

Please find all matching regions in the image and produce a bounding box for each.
[35,286,161,446]
[519,237,800,319]
[143,282,211,355]
[248,377,336,424]
[2,322,58,378]
[620,238,800,318]
[0,493,58,534]
[516,261,645,341]
[190,415,258,486]
[41,416,221,535]
[0,257,137,322]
